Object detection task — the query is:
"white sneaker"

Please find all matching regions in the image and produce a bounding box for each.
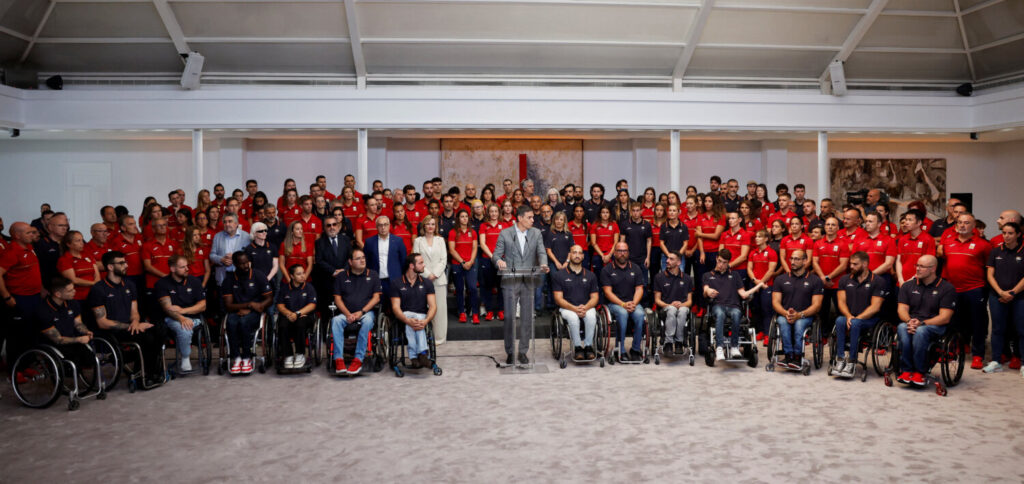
[294,354,306,368]
[729,346,742,359]
[284,355,295,369]
[982,361,1004,373]
[715,346,725,362]
[842,361,855,378]
[1020,367,1024,379]
[180,359,192,373]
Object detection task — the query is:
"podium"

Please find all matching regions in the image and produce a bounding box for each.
[498,267,549,374]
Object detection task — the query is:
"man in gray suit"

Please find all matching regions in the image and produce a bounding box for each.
[493,205,549,365]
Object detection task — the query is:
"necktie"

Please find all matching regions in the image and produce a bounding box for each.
[331,237,338,254]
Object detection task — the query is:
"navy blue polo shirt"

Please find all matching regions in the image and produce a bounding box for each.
[659,221,689,254]
[837,273,888,316]
[773,271,824,312]
[654,270,694,304]
[544,229,575,265]
[36,297,80,338]
[86,278,137,324]
[220,269,272,304]
[34,237,61,285]
[334,268,382,312]
[154,274,207,316]
[551,266,599,306]
[390,274,434,314]
[266,221,287,251]
[243,242,279,277]
[583,199,608,224]
[702,269,744,308]
[276,281,318,312]
[619,219,652,265]
[898,276,957,321]
[987,243,1024,300]
[600,261,644,302]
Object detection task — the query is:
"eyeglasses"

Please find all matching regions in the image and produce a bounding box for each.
[351,256,366,261]
[326,223,339,227]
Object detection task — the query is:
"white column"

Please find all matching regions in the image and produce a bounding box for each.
[357,128,368,194]
[817,131,829,201]
[670,130,680,193]
[192,129,203,194]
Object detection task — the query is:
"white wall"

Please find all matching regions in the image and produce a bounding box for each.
[385,138,440,192]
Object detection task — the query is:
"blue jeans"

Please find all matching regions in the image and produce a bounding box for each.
[607,304,645,353]
[953,288,988,357]
[560,308,597,348]
[777,315,813,356]
[479,257,503,312]
[711,305,743,347]
[834,316,879,360]
[403,311,429,356]
[165,316,203,360]
[225,312,261,359]
[331,311,375,361]
[897,322,947,373]
[451,262,479,316]
[989,297,1024,362]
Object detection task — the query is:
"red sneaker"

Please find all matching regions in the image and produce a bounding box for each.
[1010,357,1022,370]
[14,371,29,385]
[347,359,362,375]
[472,314,480,324]
[335,358,348,375]
[896,371,911,384]
[458,313,467,323]
[999,354,1010,364]
[762,335,770,347]
[485,311,494,321]
[498,311,505,320]
[230,358,242,375]
[910,372,925,386]
[971,356,984,370]
[241,359,253,373]
[756,331,764,342]
[23,367,40,378]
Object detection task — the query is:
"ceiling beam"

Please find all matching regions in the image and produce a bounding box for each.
[0,26,33,42]
[34,37,173,44]
[152,0,190,55]
[970,31,1024,53]
[818,0,889,82]
[187,36,350,44]
[361,37,684,47]
[960,0,1005,16]
[343,0,366,89]
[953,0,977,82]
[880,9,957,18]
[671,0,715,91]
[18,0,56,63]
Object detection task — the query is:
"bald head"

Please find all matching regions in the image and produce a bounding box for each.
[998,210,1022,228]
[90,223,110,244]
[10,222,34,244]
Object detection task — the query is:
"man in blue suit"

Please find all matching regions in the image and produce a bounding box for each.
[364,216,406,298]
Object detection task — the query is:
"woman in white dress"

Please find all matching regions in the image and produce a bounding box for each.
[412,215,449,344]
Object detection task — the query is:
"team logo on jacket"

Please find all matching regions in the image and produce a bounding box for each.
[969,243,976,250]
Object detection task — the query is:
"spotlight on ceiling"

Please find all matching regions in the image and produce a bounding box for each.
[45,75,63,90]
[180,52,205,90]
[956,83,973,97]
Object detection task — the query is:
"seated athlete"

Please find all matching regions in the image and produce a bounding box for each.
[703,249,764,362]
[895,255,956,387]
[221,251,273,375]
[331,249,382,375]
[552,245,600,360]
[155,255,207,374]
[771,249,824,369]
[653,250,695,354]
[832,251,888,378]
[274,264,317,370]
[35,276,97,386]
[390,253,437,368]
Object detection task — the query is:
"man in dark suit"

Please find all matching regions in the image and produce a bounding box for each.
[314,216,352,316]
[364,216,407,298]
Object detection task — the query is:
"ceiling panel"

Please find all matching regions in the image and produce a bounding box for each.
[859,15,964,49]
[363,43,681,76]
[716,0,872,8]
[701,10,859,46]
[39,2,167,38]
[25,43,182,72]
[357,3,695,42]
[172,2,348,38]
[0,33,27,64]
[963,1,1024,47]
[883,0,955,12]
[192,42,354,74]
[844,51,970,80]
[973,36,1024,80]
[959,0,994,10]
[687,48,836,78]
[0,0,52,36]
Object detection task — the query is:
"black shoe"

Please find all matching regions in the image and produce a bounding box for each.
[417,352,432,368]
[629,349,643,361]
[584,346,595,359]
[506,354,514,365]
[675,342,684,354]
[619,351,630,362]
[574,347,585,360]
[788,355,802,370]
[517,353,529,364]
[663,342,673,353]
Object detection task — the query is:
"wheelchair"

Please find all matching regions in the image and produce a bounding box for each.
[384,311,442,377]
[826,320,896,382]
[598,305,650,365]
[882,327,965,396]
[699,301,759,368]
[165,318,213,379]
[549,308,607,368]
[649,305,696,366]
[323,303,386,375]
[217,312,270,375]
[765,315,822,375]
[10,340,110,410]
[270,312,323,375]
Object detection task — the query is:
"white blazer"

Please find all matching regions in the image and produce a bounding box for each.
[413,236,448,286]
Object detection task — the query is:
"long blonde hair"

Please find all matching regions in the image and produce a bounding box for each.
[284,220,306,256]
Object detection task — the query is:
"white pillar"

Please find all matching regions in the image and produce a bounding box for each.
[192,129,204,193]
[670,130,680,193]
[357,128,368,194]
[817,131,829,201]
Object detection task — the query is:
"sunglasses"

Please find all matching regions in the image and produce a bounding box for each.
[254,229,267,233]
[326,223,339,227]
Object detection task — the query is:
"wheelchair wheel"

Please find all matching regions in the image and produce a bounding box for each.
[599,306,613,364]
[940,333,965,387]
[549,312,563,360]
[84,337,121,393]
[12,349,62,409]
[811,318,823,369]
[311,316,324,367]
[198,323,213,376]
[595,308,608,367]
[871,322,895,377]
[765,318,781,371]
[375,311,391,372]
[260,314,272,374]
[827,325,838,375]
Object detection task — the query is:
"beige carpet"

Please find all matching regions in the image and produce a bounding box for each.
[1,340,1023,483]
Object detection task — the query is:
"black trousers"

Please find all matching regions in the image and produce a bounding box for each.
[277,314,310,356]
[112,324,167,377]
[57,343,97,383]
[3,294,41,367]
